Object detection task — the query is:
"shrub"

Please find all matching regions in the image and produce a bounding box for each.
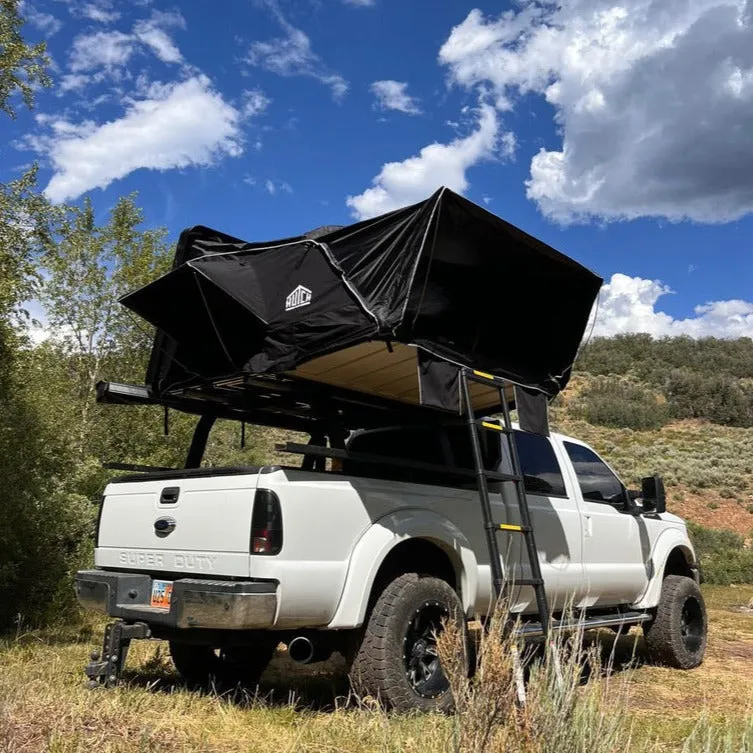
[687,522,753,585]
[0,356,95,630]
[665,369,753,427]
[576,336,753,427]
[571,376,669,431]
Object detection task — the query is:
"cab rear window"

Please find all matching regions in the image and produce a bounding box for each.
[345,427,446,484]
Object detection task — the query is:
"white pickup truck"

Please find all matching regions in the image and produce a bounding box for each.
[76,418,706,712]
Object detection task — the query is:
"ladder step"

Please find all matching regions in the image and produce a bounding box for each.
[494,523,532,533]
[493,578,544,592]
[514,611,650,638]
[466,370,504,388]
[482,469,523,483]
[476,420,512,434]
[512,578,545,587]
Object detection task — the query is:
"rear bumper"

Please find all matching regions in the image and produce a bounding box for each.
[75,569,278,630]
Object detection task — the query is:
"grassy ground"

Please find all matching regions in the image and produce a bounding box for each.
[1,586,752,752]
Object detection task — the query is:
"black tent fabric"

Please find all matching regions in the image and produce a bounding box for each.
[121,187,601,425]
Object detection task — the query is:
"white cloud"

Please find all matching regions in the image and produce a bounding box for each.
[592,274,753,339]
[39,75,243,203]
[134,24,181,64]
[370,80,421,115]
[133,10,185,64]
[264,178,292,195]
[69,30,134,73]
[66,11,185,85]
[59,73,90,92]
[440,3,753,224]
[241,88,270,119]
[21,3,62,36]
[346,103,502,219]
[244,2,348,100]
[343,0,375,6]
[80,3,120,23]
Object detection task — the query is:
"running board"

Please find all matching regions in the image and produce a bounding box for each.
[515,611,650,638]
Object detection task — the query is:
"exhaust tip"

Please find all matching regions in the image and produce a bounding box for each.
[288,636,315,664]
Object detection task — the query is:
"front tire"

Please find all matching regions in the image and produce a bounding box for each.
[644,575,707,669]
[170,637,278,687]
[349,573,467,713]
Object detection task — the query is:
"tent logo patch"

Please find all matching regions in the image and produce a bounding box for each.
[285,285,312,311]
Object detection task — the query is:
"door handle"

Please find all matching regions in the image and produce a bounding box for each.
[160,487,180,504]
[584,515,593,537]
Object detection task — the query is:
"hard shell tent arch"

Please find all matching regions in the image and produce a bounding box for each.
[120,187,602,431]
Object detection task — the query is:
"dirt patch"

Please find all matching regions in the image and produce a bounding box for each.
[668,486,753,539]
[709,638,753,662]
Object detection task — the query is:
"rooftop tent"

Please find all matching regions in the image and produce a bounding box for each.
[120,187,602,430]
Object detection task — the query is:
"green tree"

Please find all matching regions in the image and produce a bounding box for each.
[39,195,174,457]
[0,0,70,629]
[0,195,197,629]
[0,0,51,118]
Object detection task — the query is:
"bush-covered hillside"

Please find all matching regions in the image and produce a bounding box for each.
[553,336,753,501]
[572,334,753,428]
[549,335,753,583]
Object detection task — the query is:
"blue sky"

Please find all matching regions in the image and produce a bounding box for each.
[4,0,753,338]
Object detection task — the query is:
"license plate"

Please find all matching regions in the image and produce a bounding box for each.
[150,579,173,609]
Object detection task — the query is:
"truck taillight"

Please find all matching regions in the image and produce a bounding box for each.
[251,489,282,555]
[95,494,105,547]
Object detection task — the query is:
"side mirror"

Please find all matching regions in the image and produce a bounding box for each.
[641,475,666,514]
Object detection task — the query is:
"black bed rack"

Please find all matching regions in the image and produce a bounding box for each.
[98,373,551,632]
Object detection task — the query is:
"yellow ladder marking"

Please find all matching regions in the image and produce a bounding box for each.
[473,370,495,380]
[481,421,502,431]
[498,523,523,532]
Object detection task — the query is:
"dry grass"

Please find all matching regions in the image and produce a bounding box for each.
[437,603,643,753]
[1,586,753,752]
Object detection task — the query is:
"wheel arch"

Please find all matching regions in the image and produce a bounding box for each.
[663,545,697,580]
[632,529,699,610]
[326,509,478,629]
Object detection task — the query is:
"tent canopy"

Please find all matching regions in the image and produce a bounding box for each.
[120,187,601,431]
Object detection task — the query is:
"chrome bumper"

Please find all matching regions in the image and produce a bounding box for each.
[75,570,277,630]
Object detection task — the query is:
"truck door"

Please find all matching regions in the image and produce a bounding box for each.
[558,439,650,606]
[496,431,585,615]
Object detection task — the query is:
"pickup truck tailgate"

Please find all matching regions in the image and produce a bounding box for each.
[95,468,261,578]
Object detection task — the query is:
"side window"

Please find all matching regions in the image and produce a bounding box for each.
[563,442,625,504]
[513,431,567,497]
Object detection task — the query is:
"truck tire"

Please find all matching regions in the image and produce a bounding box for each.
[349,573,467,713]
[643,575,707,669]
[169,638,278,688]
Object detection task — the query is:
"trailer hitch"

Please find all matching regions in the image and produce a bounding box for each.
[85,620,151,688]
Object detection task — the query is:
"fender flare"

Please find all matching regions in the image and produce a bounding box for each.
[631,527,697,610]
[326,508,478,629]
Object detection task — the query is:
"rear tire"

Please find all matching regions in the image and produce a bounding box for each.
[170,637,278,687]
[349,573,467,713]
[644,575,707,669]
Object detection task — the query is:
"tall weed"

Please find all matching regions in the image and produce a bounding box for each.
[437,607,640,753]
